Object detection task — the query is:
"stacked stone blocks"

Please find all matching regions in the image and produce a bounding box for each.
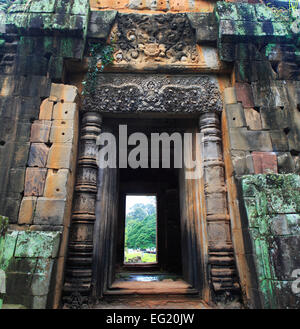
[18,83,78,230]
[241,174,300,308]
[0,229,61,308]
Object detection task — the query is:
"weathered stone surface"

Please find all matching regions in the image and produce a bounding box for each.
[39,98,54,121]
[231,150,254,176]
[30,120,51,143]
[270,131,289,152]
[277,62,300,81]
[87,10,117,40]
[270,214,300,236]
[225,103,247,128]
[270,236,300,280]
[277,152,295,173]
[44,169,69,199]
[34,198,66,226]
[5,272,32,295]
[50,84,78,103]
[8,168,25,193]
[52,102,77,120]
[18,197,37,225]
[260,107,287,130]
[27,143,50,168]
[12,142,31,168]
[31,259,54,296]
[252,82,289,108]
[83,74,223,113]
[241,174,300,308]
[244,107,262,130]
[46,144,73,169]
[252,152,278,174]
[229,128,273,151]
[24,168,47,196]
[14,231,61,258]
[187,13,217,43]
[235,83,255,108]
[49,120,74,144]
[224,87,237,105]
[0,231,18,271]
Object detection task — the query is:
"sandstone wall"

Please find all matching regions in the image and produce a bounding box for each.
[0,0,299,309]
[218,2,300,308]
[90,0,215,12]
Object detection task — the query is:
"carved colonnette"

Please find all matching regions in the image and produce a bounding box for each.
[199,113,240,294]
[63,112,102,306]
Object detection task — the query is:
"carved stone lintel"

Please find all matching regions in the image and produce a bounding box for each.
[63,112,103,300]
[83,74,222,114]
[199,113,240,295]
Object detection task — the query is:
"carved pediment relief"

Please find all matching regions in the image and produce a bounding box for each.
[83,74,222,114]
[110,13,199,66]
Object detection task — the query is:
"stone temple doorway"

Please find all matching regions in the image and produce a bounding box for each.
[63,74,239,306]
[97,117,200,297]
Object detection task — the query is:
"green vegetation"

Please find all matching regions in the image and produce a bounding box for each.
[82,42,114,96]
[125,202,156,250]
[124,251,156,263]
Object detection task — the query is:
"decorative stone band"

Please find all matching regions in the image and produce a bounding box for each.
[199,113,240,293]
[82,74,223,114]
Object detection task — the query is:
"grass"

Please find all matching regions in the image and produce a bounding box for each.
[124,251,157,263]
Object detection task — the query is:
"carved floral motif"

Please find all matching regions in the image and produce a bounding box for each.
[110,13,199,65]
[83,74,222,113]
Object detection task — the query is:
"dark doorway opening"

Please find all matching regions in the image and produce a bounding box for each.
[95,117,203,297]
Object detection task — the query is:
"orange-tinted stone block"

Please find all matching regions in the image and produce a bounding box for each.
[252,152,278,174]
[235,83,255,108]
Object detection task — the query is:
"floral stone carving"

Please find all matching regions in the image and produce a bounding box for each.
[110,13,199,65]
[83,74,222,114]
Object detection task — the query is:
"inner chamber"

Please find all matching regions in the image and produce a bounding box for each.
[94,117,201,296]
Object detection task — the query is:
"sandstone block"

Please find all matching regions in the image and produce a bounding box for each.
[244,108,262,130]
[252,151,278,174]
[277,152,295,173]
[235,82,255,108]
[14,230,61,258]
[27,143,50,168]
[39,98,54,120]
[8,168,26,193]
[30,120,51,143]
[50,83,78,103]
[52,102,77,120]
[231,150,254,176]
[224,87,237,105]
[46,144,73,169]
[24,168,47,196]
[226,103,247,128]
[12,142,31,168]
[44,169,69,199]
[18,196,37,225]
[229,128,273,151]
[270,131,289,152]
[49,120,75,144]
[34,198,66,226]
[31,259,54,296]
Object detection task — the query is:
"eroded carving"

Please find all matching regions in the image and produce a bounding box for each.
[83,74,222,113]
[111,13,199,65]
